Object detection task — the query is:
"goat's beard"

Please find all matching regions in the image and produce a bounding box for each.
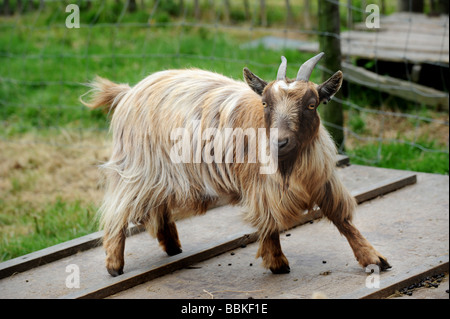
[277,148,299,190]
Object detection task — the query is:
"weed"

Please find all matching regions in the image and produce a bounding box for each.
[0,199,98,262]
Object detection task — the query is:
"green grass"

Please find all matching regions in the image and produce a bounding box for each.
[348,140,449,175]
[1,18,315,136]
[0,199,98,261]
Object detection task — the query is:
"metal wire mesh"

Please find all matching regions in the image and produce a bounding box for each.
[0,0,448,168]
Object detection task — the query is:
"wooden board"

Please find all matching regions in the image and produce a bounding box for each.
[342,62,449,109]
[0,164,418,299]
[348,12,449,64]
[0,223,144,280]
[111,171,448,300]
[355,12,449,34]
[340,36,449,64]
[339,256,449,299]
[65,169,417,299]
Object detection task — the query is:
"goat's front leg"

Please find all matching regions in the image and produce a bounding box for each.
[333,219,391,270]
[317,173,391,271]
[257,230,290,274]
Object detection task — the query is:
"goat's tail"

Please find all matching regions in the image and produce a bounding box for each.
[80,76,131,112]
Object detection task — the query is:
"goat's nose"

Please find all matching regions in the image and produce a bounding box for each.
[278,138,289,149]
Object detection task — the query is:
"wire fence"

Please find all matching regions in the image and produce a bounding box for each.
[0,0,448,170]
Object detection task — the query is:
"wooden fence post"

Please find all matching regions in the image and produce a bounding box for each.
[318,0,344,149]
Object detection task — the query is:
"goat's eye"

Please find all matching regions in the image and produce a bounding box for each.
[262,102,267,108]
[308,103,316,110]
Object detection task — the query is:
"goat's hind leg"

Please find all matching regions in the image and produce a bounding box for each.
[145,205,182,256]
[103,225,127,277]
[157,213,182,256]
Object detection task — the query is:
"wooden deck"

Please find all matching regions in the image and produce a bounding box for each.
[343,12,449,65]
[0,161,448,299]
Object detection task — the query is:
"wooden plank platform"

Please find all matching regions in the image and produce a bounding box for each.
[63,168,417,299]
[0,164,434,299]
[346,12,449,64]
[110,170,448,299]
[243,13,449,65]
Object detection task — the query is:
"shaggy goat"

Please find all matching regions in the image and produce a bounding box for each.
[82,53,391,276]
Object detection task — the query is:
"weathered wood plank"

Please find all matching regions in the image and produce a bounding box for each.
[341,44,449,64]
[111,171,447,300]
[342,62,449,109]
[336,154,350,167]
[352,173,417,204]
[343,12,449,64]
[0,225,144,280]
[354,12,449,34]
[341,31,448,47]
[62,232,259,299]
[341,33,449,54]
[0,165,417,299]
[60,171,417,299]
[339,255,449,299]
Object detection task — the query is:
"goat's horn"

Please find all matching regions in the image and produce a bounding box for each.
[296,52,325,82]
[276,56,287,81]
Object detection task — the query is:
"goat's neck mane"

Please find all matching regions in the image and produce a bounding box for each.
[280,127,336,191]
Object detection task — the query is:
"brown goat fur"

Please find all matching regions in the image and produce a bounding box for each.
[82,54,390,276]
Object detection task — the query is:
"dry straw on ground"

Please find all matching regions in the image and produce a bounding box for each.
[0,131,110,215]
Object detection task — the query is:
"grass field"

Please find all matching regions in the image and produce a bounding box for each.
[0,1,448,261]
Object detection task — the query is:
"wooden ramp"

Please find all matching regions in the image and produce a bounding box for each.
[0,163,448,299]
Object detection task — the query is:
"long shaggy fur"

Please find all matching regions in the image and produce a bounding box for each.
[83,70,352,240]
[83,62,390,276]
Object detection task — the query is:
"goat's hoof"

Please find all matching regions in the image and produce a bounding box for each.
[107,267,124,277]
[359,251,392,272]
[377,256,392,271]
[166,245,182,256]
[270,264,290,274]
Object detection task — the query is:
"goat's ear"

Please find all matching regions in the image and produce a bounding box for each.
[316,71,343,105]
[243,67,267,95]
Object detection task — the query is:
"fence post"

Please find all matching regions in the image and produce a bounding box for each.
[318,0,344,149]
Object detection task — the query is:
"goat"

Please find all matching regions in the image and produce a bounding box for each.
[82,53,391,276]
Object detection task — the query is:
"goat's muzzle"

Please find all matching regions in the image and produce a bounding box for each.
[275,131,297,159]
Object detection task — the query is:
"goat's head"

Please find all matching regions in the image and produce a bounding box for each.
[243,53,343,163]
